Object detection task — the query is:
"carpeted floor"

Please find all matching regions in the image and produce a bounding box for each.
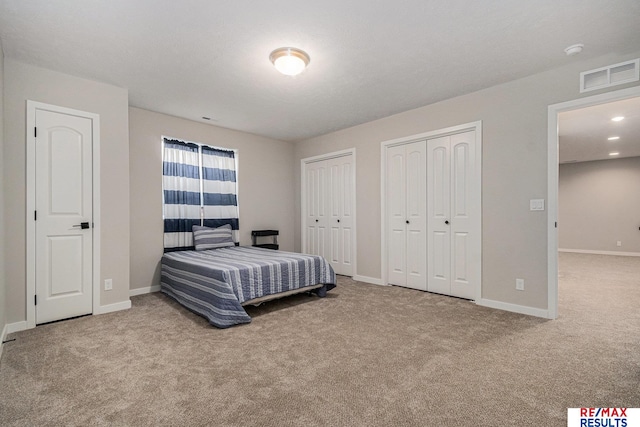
[1,252,639,426]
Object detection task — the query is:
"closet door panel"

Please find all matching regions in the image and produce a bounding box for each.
[405,141,427,290]
[342,162,353,218]
[388,229,407,284]
[340,159,354,273]
[327,155,354,275]
[305,162,328,258]
[427,136,451,294]
[452,140,470,220]
[387,150,407,220]
[407,228,426,288]
[429,231,450,294]
[386,145,407,286]
[305,165,320,255]
[453,231,469,283]
[329,227,340,265]
[342,227,352,266]
[430,144,449,219]
[328,161,342,267]
[450,130,477,299]
[306,225,316,255]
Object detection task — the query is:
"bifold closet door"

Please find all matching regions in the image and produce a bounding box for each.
[386,141,427,290]
[305,160,328,259]
[304,155,354,276]
[327,156,354,276]
[427,130,477,299]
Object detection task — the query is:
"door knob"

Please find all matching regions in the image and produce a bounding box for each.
[445,220,449,225]
[337,219,340,223]
[406,220,409,224]
[73,222,90,229]
[315,219,318,222]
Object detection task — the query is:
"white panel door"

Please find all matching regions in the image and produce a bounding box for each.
[303,153,355,276]
[386,144,407,286]
[386,141,427,290]
[35,109,93,324]
[449,131,477,299]
[427,130,477,299]
[405,141,427,290]
[327,155,354,276]
[305,161,328,258]
[427,136,451,295]
[305,163,318,255]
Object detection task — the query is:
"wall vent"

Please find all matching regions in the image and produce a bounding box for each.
[580,59,639,93]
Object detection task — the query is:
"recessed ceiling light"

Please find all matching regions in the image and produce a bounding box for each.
[269,47,310,76]
[611,116,625,122]
[607,136,620,141]
[609,152,620,156]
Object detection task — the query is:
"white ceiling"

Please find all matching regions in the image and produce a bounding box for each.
[559,96,640,163]
[1,0,640,142]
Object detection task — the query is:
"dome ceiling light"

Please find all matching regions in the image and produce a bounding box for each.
[269,47,310,76]
[564,43,584,56]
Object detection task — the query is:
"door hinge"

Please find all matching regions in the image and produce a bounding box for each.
[34,210,37,221]
[555,221,557,228]
[34,295,37,306]
[34,127,37,138]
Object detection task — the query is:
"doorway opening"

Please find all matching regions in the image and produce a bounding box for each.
[547,86,640,319]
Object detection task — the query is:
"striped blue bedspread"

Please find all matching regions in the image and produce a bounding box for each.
[160,246,336,328]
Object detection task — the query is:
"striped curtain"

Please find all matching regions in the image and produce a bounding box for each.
[163,139,201,250]
[201,146,240,243]
[162,138,239,250]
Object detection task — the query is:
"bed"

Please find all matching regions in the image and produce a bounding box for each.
[160,246,336,328]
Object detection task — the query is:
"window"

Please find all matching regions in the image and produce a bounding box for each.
[162,137,239,250]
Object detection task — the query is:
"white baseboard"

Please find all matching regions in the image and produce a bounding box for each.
[353,275,384,286]
[1,321,28,360]
[94,300,131,315]
[129,285,161,297]
[6,321,28,334]
[0,323,8,361]
[476,298,550,319]
[0,300,132,346]
[559,248,640,257]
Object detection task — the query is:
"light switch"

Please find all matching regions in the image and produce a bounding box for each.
[530,199,545,211]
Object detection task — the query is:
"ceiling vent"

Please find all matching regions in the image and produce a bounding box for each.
[580,59,639,93]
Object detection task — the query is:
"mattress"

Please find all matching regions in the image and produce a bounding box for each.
[160,246,336,328]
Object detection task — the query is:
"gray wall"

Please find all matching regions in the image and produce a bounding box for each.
[559,157,640,253]
[0,41,6,336]
[129,107,295,291]
[294,50,640,311]
[4,60,131,323]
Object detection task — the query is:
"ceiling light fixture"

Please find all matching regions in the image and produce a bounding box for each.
[609,152,620,156]
[269,47,310,76]
[607,136,620,141]
[564,43,584,56]
[611,116,625,122]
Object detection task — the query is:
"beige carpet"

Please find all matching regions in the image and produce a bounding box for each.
[1,252,639,426]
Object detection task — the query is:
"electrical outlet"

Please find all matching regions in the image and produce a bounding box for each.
[104,279,113,291]
[516,278,524,291]
[617,241,622,247]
